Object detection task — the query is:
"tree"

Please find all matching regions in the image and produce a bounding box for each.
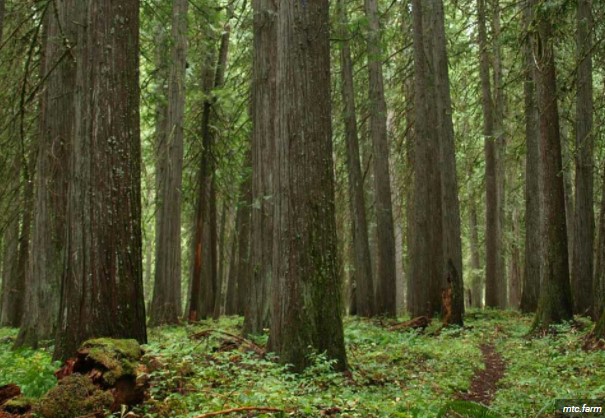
[364,0,397,317]
[477,0,504,309]
[594,159,605,321]
[571,0,594,316]
[150,0,188,327]
[15,0,76,346]
[520,0,540,313]
[337,0,374,317]
[54,0,147,361]
[530,0,573,331]
[268,0,347,372]
[244,0,276,336]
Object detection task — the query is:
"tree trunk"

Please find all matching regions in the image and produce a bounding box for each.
[364,0,397,317]
[244,0,276,336]
[54,0,147,361]
[509,209,522,308]
[16,1,75,346]
[594,161,605,320]
[0,0,5,42]
[268,0,347,372]
[477,0,503,309]
[572,0,594,316]
[214,199,229,319]
[150,0,189,327]
[430,0,464,325]
[235,158,252,317]
[531,0,573,330]
[469,205,483,308]
[337,0,374,317]
[520,0,540,314]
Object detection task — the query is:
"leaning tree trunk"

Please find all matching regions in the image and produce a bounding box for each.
[150,0,189,327]
[268,0,347,372]
[520,0,540,313]
[572,0,594,317]
[337,0,374,317]
[364,0,397,317]
[54,0,147,361]
[244,0,277,336]
[531,0,573,331]
[15,0,75,347]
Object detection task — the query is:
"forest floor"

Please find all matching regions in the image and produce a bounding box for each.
[1,309,604,417]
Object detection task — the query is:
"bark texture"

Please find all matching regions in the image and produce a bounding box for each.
[337,0,374,317]
[54,0,147,361]
[572,0,594,316]
[16,0,75,346]
[268,0,347,372]
[531,0,573,330]
[364,0,397,317]
[151,0,189,327]
[244,0,276,336]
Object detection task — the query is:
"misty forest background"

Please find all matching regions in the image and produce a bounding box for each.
[0,0,605,417]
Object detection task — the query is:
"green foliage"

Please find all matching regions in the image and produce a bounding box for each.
[0,329,59,398]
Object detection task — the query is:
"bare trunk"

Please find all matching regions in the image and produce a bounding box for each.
[572,0,594,316]
[364,0,397,317]
[268,0,347,372]
[469,205,483,308]
[54,0,147,361]
[337,0,374,317]
[509,209,522,308]
[214,199,229,319]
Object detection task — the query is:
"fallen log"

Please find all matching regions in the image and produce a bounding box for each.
[195,406,283,418]
[0,385,20,406]
[387,316,430,331]
[189,329,266,357]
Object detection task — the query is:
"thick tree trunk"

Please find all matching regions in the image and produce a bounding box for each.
[531,0,573,330]
[572,0,594,316]
[477,0,503,309]
[520,0,540,314]
[430,0,464,325]
[235,160,252,317]
[224,214,239,316]
[337,0,374,317]
[244,0,276,336]
[16,1,75,346]
[268,0,347,372]
[364,0,397,317]
[509,209,522,308]
[54,0,147,361]
[150,0,189,327]
[214,199,229,319]
[594,165,605,320]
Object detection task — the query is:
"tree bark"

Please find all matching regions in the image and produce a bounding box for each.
[244,0,276,336]
[337,0,374,317]
[572,0,594,316]
[531,0,573,330]
[214,199,229,319]
[469,205,483,308]
[54,0,147,361]
[594,160,605,320]
[150,0,189,327]
[477,0,503,309]
[364,0,397,317]
[520,0,540,313]
[0,0,5,42]
[235,157,252,317]
[16,0,75,346]
[508,208,522,308]
[268,0,347,372]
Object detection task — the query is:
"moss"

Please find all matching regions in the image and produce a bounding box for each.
[3,396,33,414]
[80,338,142,385]
[34,374,113,418]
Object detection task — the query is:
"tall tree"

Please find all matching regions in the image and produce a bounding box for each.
[469,205,483,307]
[530,0,573,330]
[244,0,276,335]
[477,0,504,309]
[520,0,540,313]
[16,0,76,346]
[268,0,347,372]
[0,0,4,42]
[364,0,397,316]
[594,160,605,320]
[54,0,147,361]
[150,0,189,326]
[571,0,594,316]
[337,0,374,317]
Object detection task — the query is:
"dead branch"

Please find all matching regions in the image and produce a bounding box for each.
[195,406,283,418]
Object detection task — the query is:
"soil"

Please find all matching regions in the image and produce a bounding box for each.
[457,343,506,405]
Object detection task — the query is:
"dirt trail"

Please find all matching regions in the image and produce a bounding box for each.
[457,343,506,405]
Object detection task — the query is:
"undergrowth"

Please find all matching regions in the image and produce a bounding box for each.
[0,310,603,417]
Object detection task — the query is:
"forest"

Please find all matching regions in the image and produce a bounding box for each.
[0,0,604,417]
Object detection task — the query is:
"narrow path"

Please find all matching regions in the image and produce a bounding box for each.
[457,343,505,405]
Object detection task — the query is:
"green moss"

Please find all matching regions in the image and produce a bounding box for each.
[34,374,113,418]
[80,338,142,385]
[3,396,33,414]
